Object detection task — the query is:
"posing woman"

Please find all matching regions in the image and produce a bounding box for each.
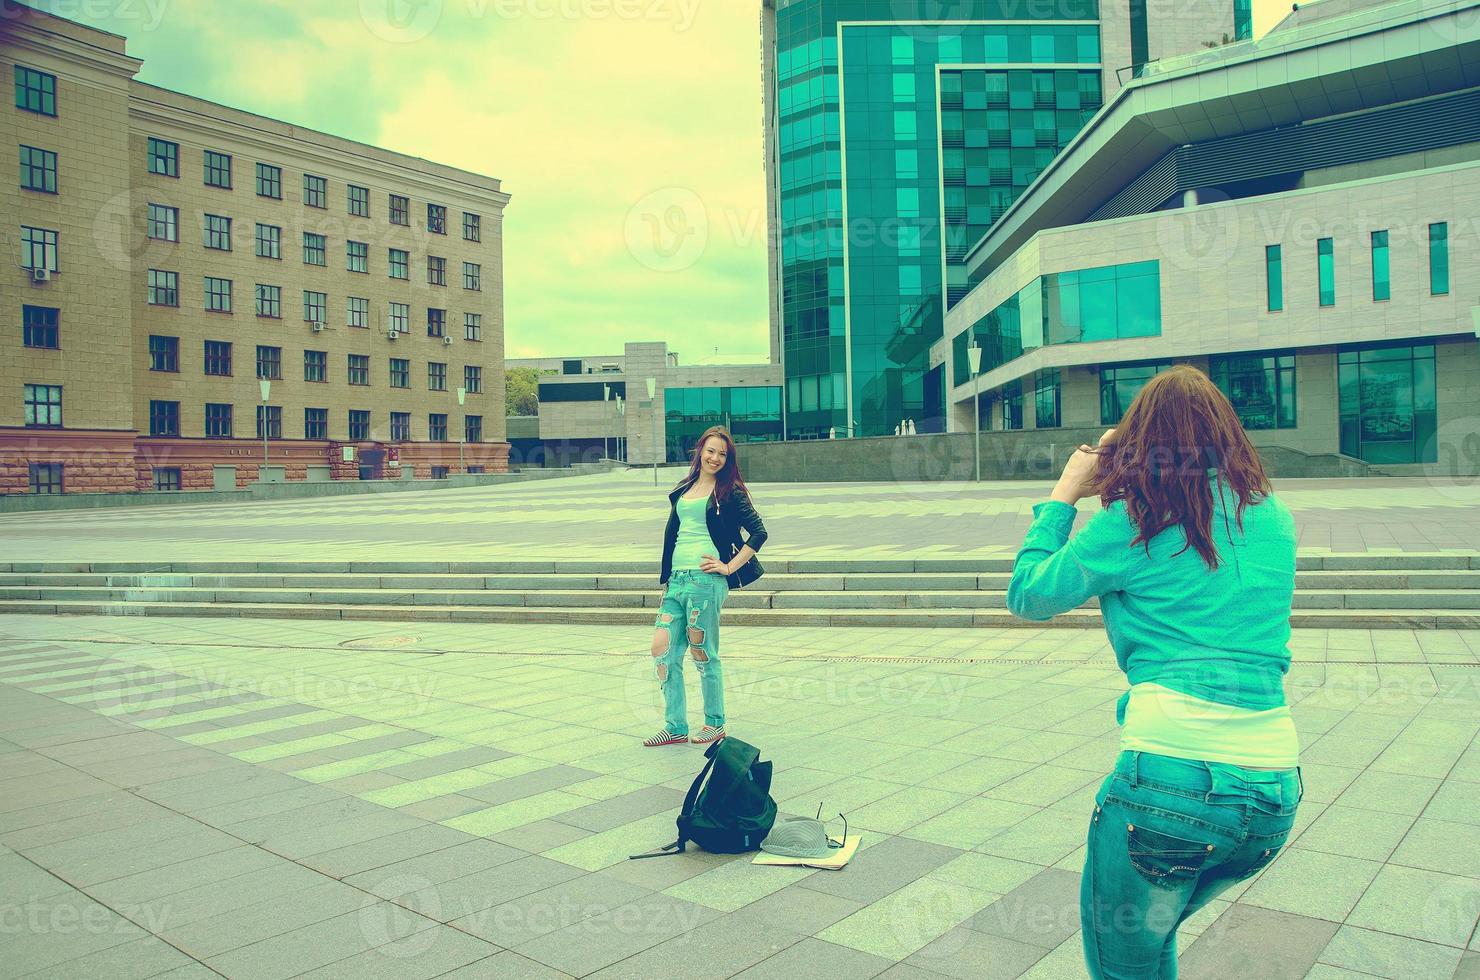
[1007,366,1302,980]
[644,426,768,747]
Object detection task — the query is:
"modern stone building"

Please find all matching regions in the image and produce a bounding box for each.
[761,0,1243,440]
[507,343,782,467]
[938,0,1480,470]
[2,3,510,494]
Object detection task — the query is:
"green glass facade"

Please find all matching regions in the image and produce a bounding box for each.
[1317,237,1335,307]
[1265,244,1283,312]
[1100,361,1169,424]
[664,386,784,463]
[1371,230,1390,301]
[773,0,1099,439]
[1210,352,1296,430]
[1338,343,1437,464]
[1429,222,1449,295]
[1034,368,1061,428]
[952,259,1160,386]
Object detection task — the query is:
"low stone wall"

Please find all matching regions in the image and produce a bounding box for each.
[737,429,1389,483]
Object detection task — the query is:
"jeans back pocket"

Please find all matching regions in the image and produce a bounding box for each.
[1126,822,1215,888]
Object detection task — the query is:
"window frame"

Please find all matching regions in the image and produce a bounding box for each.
[256,162,283,199]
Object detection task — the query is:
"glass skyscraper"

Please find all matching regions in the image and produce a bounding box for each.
[764,0,1104,439]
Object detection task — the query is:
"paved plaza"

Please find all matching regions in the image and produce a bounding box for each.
[1,474,1478,978]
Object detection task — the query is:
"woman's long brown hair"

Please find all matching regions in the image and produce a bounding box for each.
[677,426,751,506]
[1093,364,1270,569]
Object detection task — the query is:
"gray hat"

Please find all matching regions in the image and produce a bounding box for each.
[760,811,847,859]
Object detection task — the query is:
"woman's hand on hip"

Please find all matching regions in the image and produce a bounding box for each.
[699,554,730,575]
[1051,428,1116,505]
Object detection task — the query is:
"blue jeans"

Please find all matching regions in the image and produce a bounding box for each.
[653,569,729,734]
[1082,750,1303,979]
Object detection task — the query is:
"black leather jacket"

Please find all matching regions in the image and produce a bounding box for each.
[659,474,768,589]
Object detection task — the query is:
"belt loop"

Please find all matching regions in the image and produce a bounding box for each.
[1128,751,1139,789]
[1296,765,1305,802]
[1201,760,1216,805]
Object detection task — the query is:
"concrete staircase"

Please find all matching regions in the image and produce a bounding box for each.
[1,555,1478,629]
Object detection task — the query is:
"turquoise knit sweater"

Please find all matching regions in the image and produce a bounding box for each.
[1007,475,1297,722]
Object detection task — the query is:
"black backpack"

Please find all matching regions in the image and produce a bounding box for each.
[630,737,777,858]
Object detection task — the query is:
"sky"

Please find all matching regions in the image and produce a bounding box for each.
[32,0,1289,364]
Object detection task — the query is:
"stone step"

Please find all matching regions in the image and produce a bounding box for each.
[0,569,1475,592]
[3,553,1477,575]
[2,599,1474,629]
[6,585,1480,611]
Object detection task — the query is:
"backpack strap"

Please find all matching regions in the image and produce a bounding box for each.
[627,748,720,861]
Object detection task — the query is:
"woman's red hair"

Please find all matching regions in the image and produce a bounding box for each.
[1093,364,1271,569]
[678,426,751,506]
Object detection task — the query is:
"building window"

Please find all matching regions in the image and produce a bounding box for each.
[1211,353,1296,430]
[255,223,281,259]
[347,240,368,273]
[303,173,327,208]
[465,415,482,443]
[148,269,179,307]
[304,290,327,324]
[304,349,327,382]
[1100,362,1169,425]
[429,413,448,441]
[1317,238,1335,307]
[347,296,369,328]
[20,146,58,193]
[29,463,63,495]
[463,211,481,242]
[205,402,233,438]
[464,312,482,342]
[153,467,181,491]
[388,302,409,335]
[1265,244,1283,312]
[348,184,369,217]
[147,137,178,177]
[348,410,370,441]
[255,284,282,318]
[1429,222,1449,296]
[21,226,58,271]
[463,262,481,291]
[256,162,282,199]
[147,204,178,242]
[304,407,328,440]
[390,358,410,388]
[149,400,180,437]
[303,232,326,266]
[256,345,282,380]
[204,150,232,188]
[23,306,59,349]
[427,203,446,234]
[24,384,62,427]
[256,405,282,440]
[149,335,179,372]
[1001,382,1023,430]
[390,412,411,441]
[386,248,409,280]
[464,365,482,394]
[427,308,446,337]
[204,214,232,250]
[15,66,57,116]
[390,194,409,226]
[427,256,446,286]
[1338,343,1437,464]
[1034,369,1060,428]
[428,362,447,391]
[1371,230,1390,302]
[204,340,232,376]
[348,354,370,386]
[205,277,232,313]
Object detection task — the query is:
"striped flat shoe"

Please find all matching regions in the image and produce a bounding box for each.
[642,730,688,747]
[690,726,725,745]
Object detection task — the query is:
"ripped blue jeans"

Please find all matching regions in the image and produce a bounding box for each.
[652,569,729,734]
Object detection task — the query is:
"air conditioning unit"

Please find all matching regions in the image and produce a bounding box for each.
[31,267,51,284]
[310,320,324,333]
[387,329,399,341]
[442,335,453,346]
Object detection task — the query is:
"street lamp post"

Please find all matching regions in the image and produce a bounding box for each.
[259,378,271,477]
[967,344,983,482]
[456,386,467,473]
[615,395,625,462]
[602,384,611,462]
[646,377,658,487]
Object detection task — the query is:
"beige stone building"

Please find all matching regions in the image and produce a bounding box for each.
[2,3,510,494]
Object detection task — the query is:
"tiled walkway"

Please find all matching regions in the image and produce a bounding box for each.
[2,470,1479,561]
[1,615,1477,978]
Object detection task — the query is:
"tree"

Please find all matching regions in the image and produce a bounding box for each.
[505,367,546,416]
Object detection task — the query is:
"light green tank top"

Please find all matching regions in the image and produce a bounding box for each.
[671,494,713,571]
